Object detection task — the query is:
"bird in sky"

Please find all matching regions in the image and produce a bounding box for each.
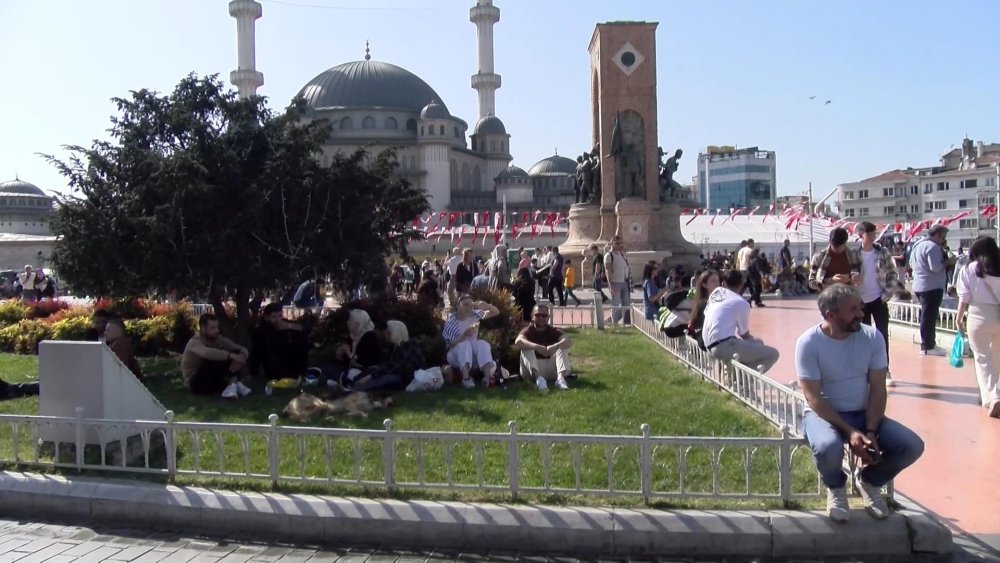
[809,95,816,100]
[825,100,832,105]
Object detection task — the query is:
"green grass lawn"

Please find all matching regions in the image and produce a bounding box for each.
[0,328,821,507]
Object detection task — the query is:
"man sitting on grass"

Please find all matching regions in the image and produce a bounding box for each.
[250,302,309,381]
[181,313,251,399]
[515,303,572,391]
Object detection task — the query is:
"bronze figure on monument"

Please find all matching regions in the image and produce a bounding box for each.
[658,147,684,201]
[608,111,645,201]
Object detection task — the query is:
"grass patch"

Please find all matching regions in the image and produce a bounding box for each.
[0,328,821,507]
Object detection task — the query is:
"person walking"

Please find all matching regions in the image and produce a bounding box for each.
[908,225,956,356]
[604,236,631,325]
[954,236,1000,417]
[856,221,900,387]
[588,244,610,303]
[562,259,582,306]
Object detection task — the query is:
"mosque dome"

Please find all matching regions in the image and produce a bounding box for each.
[0,179,46,196]
[419,100,450,120]
[473,115,506,135]
[497,165,529,180]
[527,154,577,176]
[297,60,450,113]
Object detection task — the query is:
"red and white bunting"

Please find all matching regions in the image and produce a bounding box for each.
[746,205,761,220]
[762,203,776,223]
[685,208,706,226]
[709,208,722,225]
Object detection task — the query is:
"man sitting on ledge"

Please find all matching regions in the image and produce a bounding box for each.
[796,284,924,522]
[515,303,572,391]
[182,313,251,399]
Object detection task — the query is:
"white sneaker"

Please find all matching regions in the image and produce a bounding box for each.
[826,487,850,523]
[885,372,896,387]
[221,383,239,399]
[920,348,946,357]
[536,377,549,392]
[555,377,569,390]
[461,377,475,389]
[855,471,890,519]
[235,381,252,396]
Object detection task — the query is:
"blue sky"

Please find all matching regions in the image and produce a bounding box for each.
[2,0,998,201]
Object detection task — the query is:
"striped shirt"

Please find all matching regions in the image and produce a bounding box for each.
[442,309,486,346]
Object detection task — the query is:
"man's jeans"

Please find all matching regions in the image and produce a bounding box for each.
[609,281,631,325]
[915,288,944,350]
[802,410,924,489]
[861,298,890,366]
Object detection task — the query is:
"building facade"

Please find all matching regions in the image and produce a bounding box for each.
[697,146,777,211]
[0,179,55,236]
[837,139,1000,249]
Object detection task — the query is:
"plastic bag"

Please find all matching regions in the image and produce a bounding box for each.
[950,332,965,368]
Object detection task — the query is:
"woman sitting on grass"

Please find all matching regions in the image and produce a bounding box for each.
[352,320,425,392]
[442,294,499,389]
[335,309,383,388]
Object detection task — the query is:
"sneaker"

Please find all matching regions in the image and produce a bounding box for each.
[756,302,766,307]
[461,377,475,389]
[988,401,1000,418]
[235,381,252,396]
[221,383,239,399]
[555,377,569,390]
[855,471,890,520]
[885,372,896,387]
[826,486,850,523]
[920,348,946,357]
[536,377,549,392]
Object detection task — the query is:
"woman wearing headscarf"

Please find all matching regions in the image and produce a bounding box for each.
[486,244,511,291]
[337,309,383,388]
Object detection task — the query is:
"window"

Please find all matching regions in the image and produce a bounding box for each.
[936,182,949,191]
[361,116,376,129]
[449,160,458,191]
[454,127,460,138]
[490,140,497,151]
[933,201,947,210]
[883,188,894,197]
[385,117,398,129]
[858,190,869,199]
[473,165,482,190]
[961,179,978,189]
[909,185,918,195]
[844,209,855,218]
[844,191,854,200]
[883,206,894,215]
[987,177,996,187]
[858,208,869,217]
[959,219,977,229]
[910,204,918,214]
[420,126,425,135]
[959,199,974,208]
[461,163,471,190]
[339,116,353,130]
[925,202,933,213]
[405,118,417,132]
[439,125,444,135]
[924,184,933,194]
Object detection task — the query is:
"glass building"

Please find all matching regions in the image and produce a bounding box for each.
[697,146,776,211]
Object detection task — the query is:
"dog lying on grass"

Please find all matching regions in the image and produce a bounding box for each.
[280,391,394,422]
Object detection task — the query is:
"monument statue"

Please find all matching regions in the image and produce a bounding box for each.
[574,153,592,204]
[658,148,683,201]
[608,111,645,200]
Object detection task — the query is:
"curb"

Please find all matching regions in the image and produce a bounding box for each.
[0,471,953,559]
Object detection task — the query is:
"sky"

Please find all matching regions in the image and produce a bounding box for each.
[2,0,999,202]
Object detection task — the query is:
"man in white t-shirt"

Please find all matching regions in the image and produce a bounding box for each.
[443,247,463,308]
[855,222,899,386]
[17,265,36,302]
[603,236,631,325]
[701,269,779,372]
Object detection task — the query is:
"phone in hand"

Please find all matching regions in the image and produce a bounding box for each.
[864,446,882,464]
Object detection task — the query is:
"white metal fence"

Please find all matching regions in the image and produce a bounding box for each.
[887,301,961,333]
[0,409,828,503]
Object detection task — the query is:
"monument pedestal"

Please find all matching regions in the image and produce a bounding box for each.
[649,203,702,271]
[614,198,655,251]
[562,203,603,259]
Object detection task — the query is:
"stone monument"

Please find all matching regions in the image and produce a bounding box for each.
[563,22,700,271]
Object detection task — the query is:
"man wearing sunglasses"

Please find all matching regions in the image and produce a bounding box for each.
[809,227,862,292]
[515,303,572,391]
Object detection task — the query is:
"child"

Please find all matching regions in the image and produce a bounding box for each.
[563,259,583,306]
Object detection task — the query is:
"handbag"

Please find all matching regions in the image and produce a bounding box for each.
[950,332,965,368]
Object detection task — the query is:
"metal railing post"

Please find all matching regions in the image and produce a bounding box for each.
[779,425,792,507]
[74,406,85,470]
[507,420,519,500]
[164,410,176,481]
[640,423,652,505]
[383,419,396,491]
[267,413,279,486]
[594,297,604,330]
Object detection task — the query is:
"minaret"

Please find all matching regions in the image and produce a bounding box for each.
[470,0,501,120]
[229,0,264,98]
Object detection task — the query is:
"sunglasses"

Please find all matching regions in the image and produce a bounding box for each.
[533,313,549,318]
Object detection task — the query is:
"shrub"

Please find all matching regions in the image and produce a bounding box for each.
[44,305,94,325]
[0,300,30,328]
[25,300,71,320]
[164,307,197,354]
[50,316,93,341]
[102,297,152,320]
[126,316,173,356]
[0,319,54,354]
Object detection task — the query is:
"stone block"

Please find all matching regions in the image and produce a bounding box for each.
[770,510,910,557]
[899,509,953,554]
[611,509,771,557]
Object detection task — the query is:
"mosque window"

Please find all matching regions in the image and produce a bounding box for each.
[439,125,444,135]
[450,160,458,191]
[406,118,417,132]
[420,126,425,135]
[462,163,471,191]
[490,140,497,151]
[340,116,353,130]
[454,127,460,138]
[410,156,417,169]
[501,141,505,151]
[386,117,398,130]
[362,116,376,129]
[473,165,482,191]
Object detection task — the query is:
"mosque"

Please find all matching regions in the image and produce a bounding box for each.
[229,0,576,218]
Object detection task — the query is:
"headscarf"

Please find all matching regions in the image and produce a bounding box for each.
[385,320,409,346]
[487,245,511,290]
[348,309,375,351]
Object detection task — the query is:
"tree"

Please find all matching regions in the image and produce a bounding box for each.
[43,74,429,329]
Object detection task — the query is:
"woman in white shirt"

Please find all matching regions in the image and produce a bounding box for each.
[955,236,1000,418]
